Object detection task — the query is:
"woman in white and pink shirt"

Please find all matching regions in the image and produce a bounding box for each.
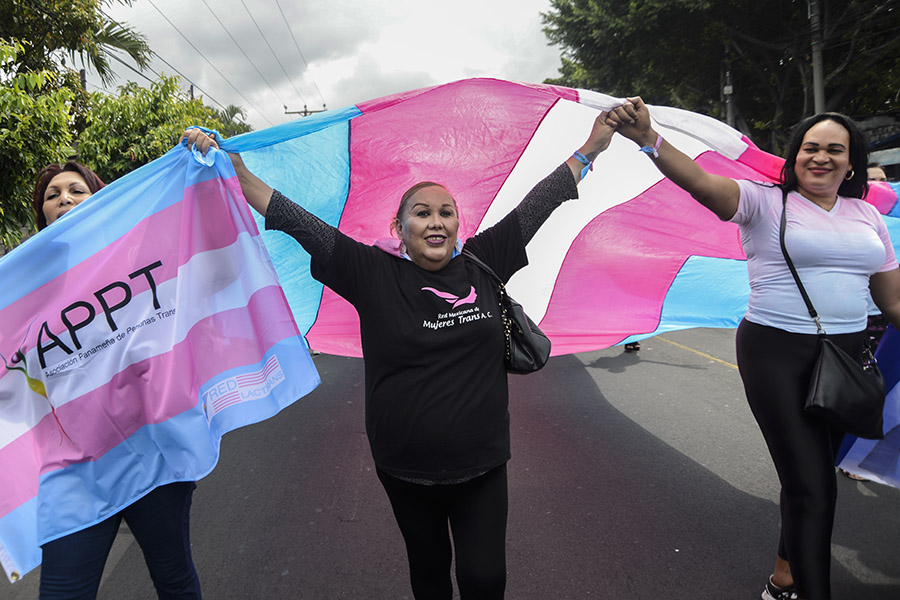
[608,100,900,600]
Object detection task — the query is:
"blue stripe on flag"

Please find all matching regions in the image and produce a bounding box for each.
[837,326,900,484]
[620,255,749,344]
[0,498,39,581]
[239,122,353,335]
[220,105,361,152]
[0,148,234,312]
[34,336,317,547]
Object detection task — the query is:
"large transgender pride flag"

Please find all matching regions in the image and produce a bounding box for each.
[218,77,900,356]
[4,78,900,582]
[0,146,319,582]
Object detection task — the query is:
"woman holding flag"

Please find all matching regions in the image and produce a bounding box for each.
[31,161,202,600]
[606,99,900,600]
[182,112,615,600]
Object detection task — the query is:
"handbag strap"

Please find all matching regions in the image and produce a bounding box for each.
[462,249,503,287]
[462,250,514,358]
[779,188,825,334]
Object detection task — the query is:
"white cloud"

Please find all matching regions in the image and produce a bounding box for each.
[100,0,562,129]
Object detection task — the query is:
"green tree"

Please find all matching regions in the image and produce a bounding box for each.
[542,0,900,152]
[0,39,73,250]
[217,104,253,138]
[0,0,150,86]
[77,75,243,183]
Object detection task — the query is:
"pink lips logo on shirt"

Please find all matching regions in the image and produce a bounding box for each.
[421,286,477,309]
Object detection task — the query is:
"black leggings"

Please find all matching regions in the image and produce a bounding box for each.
[377,464,508,600]
[736,320,865,600]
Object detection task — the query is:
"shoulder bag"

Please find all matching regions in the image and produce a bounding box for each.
[779,190,885,439]
[463,250,551,374]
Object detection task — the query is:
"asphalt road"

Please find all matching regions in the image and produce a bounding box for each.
[5,328,900,599]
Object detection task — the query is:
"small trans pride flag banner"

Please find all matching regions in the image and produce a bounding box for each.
[0,143,320,582]
[838,324,900,487]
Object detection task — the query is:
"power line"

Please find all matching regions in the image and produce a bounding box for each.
[273,0,327,108]
[198,0,289,109]
[99,7,230,111]
[107,52,157,85]
[146,0,275,126]
[84,78,116,95]
[149,51,230,112]
[237,0,307,107]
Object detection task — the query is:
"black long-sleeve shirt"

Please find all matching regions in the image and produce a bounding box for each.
[265,164,579,479]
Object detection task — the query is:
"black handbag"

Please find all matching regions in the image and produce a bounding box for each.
[779,190,885,439]
[463,250,551,374]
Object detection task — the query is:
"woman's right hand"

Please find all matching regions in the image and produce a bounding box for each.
[179,128,219,156]
[178,128,271,216]
[607,97,657,148]
[606,97,740,220]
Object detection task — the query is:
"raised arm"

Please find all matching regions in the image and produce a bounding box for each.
[565,110,616,184]
[178,128,336,262]
[607,97,740,221]
[516,111,616,243]
[228,153,272,217]
[179,128,272,216]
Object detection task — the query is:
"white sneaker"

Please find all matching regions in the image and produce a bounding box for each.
[762,576,798,600]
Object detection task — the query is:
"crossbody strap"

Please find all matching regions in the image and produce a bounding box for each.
[462,249,502,285]
[779,189,825,334]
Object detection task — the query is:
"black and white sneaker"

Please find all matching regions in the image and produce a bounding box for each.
[762,577,798,600]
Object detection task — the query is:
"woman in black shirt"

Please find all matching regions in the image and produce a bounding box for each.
[182,114,613,599]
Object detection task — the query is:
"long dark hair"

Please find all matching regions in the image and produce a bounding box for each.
[32,161,106,230]
[779,112,869,199]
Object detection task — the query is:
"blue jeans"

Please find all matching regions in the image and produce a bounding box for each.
[39,481,201,600]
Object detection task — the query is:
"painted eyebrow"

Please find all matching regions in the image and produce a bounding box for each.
[802,141,847,149]
[411,202,456,209]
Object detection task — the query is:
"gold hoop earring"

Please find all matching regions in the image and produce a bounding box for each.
[845,169,854,181]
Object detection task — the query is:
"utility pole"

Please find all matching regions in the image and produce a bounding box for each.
[808,0,825,114]
[722,63,735,128]
[285,104,327,117]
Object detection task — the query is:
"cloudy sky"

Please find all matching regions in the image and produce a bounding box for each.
[98,0,564,130]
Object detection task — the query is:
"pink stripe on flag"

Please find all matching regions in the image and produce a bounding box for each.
[866,181,898,215]
[306,287,363,357]
[539,151,752,354]
[0,176,250,358]
[0,285,298,520]
[341,78,562,242]
[734,137,785,181]
[306,79,567,354]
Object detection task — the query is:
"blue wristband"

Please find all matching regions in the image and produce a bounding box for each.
[572,151,593,179]
[639,134,663,159]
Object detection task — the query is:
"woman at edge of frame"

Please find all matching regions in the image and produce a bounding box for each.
[181,112,615,600]
[607,98,900,600]
[31,161,202,600]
